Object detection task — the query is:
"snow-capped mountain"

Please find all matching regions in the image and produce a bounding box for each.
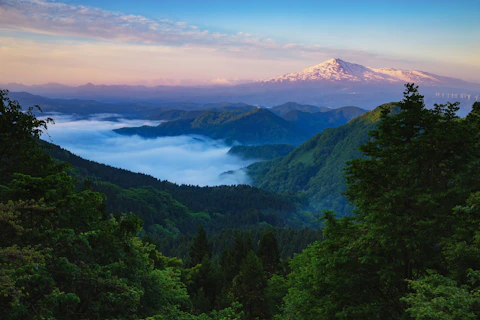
[259,58,469,87]
[3,58,478,112]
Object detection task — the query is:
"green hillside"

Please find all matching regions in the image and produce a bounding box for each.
[228,144,296,160]
[115,108,311,145]
[281,106,366,136]
[247,103,394,215]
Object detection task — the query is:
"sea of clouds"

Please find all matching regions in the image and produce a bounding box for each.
[40,113,255,186]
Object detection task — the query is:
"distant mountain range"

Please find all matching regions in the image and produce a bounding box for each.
[5,91,260,118]
[115,104,366,145]
[2,58,479,110]
[269,102,330,115]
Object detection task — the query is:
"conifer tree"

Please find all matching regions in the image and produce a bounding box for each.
[257,229,280,274]
[189,225,211,267]
[231,250,268,318]
[282,85,480,319]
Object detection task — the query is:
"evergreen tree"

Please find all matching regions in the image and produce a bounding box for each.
[281,86,480,319]
[232,233,253,269]
[186,254,221,315]
[0,89,61,186]
[257,229,280,274]
[231,250,268,319]
[189,225,211,267]
[0,91,190,319]
[345,84,480,292]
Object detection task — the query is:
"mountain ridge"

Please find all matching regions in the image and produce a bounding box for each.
[247,103,395,215]
[114,108,312,145]
[3,59,478,109]
[259,58,473,87]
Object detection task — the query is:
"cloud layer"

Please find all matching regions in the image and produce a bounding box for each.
[0,0,378,61]
[41,114,255,186]
[1,0,479,84]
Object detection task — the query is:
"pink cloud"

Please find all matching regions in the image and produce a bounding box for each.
[0,0,379,61]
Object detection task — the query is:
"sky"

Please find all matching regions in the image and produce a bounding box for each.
[0,0,479,85]
[40,113,255,186]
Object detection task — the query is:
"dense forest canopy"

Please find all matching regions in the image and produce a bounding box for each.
[1,84,480,319]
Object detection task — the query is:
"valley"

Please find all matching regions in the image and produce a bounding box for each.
[4,83,480,319]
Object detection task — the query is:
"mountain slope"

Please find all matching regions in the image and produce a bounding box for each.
[115,108,311,145]
[260,58,472,87]
[247,103,395,215]
[281,106,366,136]
[228,144,296,160]
[45,141,295,216]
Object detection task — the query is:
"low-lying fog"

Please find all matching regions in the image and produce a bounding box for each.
[40,113,255,186]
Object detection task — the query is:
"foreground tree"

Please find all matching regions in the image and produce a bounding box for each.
[0,91,190,319]
[403,191,480,319]
[282,85,480,319]
[0,89,58,185]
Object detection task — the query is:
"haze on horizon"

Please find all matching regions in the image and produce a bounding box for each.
[0,0,479,86]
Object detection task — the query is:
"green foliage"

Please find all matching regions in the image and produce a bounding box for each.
[345,84,479,286]
[402,270,480,320]
[184,255,222,314]
[0,89,58,185]
[0,174,191,319]
[265,273,288,317]
[0,91,190,319]
[282,213,384,319]
[280,87,480,319]
[402,190,480,319]
[231,251,268,318]
[257,230,281,274]
[189,225,211,267]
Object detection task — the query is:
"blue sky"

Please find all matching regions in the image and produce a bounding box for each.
[0,0,479,85]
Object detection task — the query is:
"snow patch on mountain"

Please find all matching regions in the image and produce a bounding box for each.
[260,58,468,86]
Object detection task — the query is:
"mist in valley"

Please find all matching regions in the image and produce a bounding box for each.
[40,113,255,186]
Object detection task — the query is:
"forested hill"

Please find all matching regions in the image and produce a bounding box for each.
[45,142,296,216]
[280,106,366,136]
[247,103,393,215]
[269,102,330,115]
[114,108,311,145]
[41,142,327,261]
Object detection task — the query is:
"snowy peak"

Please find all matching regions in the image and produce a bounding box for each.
[260,58,468,86]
